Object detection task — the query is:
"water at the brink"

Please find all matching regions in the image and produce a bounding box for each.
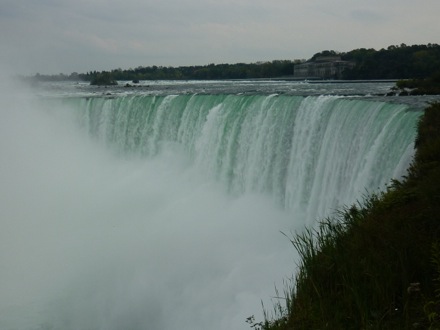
[0,80,426,330]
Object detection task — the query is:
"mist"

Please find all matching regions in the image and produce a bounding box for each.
[0,81,296,329]
[0,73,421,330]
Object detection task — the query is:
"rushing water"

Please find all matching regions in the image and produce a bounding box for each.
[0,80,427,330]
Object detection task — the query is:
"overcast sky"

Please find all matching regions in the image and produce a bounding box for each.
[1,0,439,75]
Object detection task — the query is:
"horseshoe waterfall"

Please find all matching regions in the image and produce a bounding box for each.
[0,87,421,330]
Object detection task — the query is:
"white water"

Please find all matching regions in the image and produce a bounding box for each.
[0,82,420,330]
[60,93,419,223]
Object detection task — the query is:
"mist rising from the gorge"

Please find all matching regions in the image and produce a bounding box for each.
[0,77,420,330]
[0,82,296,330]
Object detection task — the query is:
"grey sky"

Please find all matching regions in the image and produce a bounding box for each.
[1,0,439,75]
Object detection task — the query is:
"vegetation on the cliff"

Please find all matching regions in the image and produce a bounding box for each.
[393,72,440,96]
[253,102,440,330]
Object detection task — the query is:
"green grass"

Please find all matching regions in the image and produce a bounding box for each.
[255,102,440,330]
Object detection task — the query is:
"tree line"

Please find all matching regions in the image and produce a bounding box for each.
[26,43,440,82]
[340,43,440,79]
[84,60,295,82]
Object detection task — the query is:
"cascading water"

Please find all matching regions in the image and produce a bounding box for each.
[61,93,419,221]
[0,84,421,330]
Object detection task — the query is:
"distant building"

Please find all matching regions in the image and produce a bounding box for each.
[293,56,355,80]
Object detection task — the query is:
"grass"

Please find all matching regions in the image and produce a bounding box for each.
[254,102,440,330]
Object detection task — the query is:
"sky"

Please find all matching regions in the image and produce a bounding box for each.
[0,0,439,75]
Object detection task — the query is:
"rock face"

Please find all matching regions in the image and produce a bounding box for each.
[90,73,118,86]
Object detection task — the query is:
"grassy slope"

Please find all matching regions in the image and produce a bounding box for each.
[259,102,440,330]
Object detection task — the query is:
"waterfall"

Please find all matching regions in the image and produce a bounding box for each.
[60,93,420,222]
[0,91,421,330]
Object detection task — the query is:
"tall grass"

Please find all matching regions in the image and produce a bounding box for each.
[253,103,440,330]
